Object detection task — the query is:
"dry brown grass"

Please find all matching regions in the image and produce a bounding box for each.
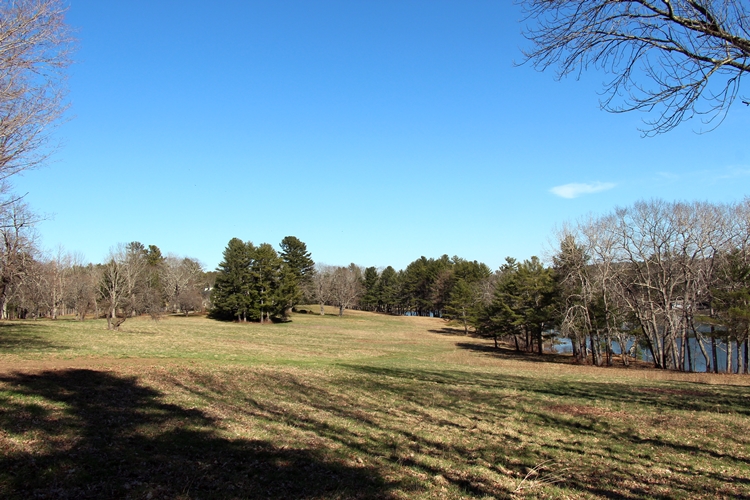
[0,311,748,498]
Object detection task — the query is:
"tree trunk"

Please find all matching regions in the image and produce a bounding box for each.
[727,338,733,374]
[696,332,711,373]
[711,330,719,374]
[537,329,543,355]
[591,333,601,366]
[643,333,659,368]
[680,328,688,371]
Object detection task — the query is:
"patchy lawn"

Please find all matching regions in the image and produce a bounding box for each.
[0,310,748,498]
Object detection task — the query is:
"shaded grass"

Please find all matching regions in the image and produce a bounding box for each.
[0,309,749,498]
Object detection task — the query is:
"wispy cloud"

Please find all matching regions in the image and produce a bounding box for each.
[656,171,680,180]
[550,181,616,199]
[716,166,750,180]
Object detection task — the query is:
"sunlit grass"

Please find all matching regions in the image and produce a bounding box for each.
[0,309,748,498]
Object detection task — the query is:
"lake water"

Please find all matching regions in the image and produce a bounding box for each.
[553,337,744,373]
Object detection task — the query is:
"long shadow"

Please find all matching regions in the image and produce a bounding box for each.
[0,369,395,499]
[0,322,63,352]
[454,341,576,365]
[347,363,750,414]
[335,364,750,498]
[427,327,471,336]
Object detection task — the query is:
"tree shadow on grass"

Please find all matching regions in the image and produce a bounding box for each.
[427,327,469,336]
[0,369,395,499]
[0,322,64,352]
[337,364,750,498]
[454,341,575,365]
[347,363,750,415]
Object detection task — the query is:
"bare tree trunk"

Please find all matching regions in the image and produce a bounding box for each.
[727,338,733,374]
[591,334,600,366]
[680,328,688,371]
[695,331,711,373]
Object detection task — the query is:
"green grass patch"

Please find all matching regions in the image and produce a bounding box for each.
[0,309,748,498]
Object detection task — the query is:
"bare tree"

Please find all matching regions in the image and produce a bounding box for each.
[0,199,38,318]
[312,264,336,315]
[555,199,747,371]
[42,245,72,318]
[0,0,74,180]
[520,0,750,135]
[162,255,204,316]
[331,264,364,317]
[66,260,97,321]
[97,245,146,330]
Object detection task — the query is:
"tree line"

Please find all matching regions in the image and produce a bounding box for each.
[4,194,749,373]
[303,199,750,374]
[0,200,211,329]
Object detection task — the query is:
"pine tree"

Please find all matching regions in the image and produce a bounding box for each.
[279,236,315,312]
[210,238,254,321]
[444,278,480,335]
[489,257,556,354]
[360,266,380,311]
[377,266,400,314]
[250,243,283,323]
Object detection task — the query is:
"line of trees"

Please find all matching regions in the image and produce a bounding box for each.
[304,199,750,374]
[0,201,211,329]
[2,195,748,373]
[98,242,209,329]
[552,198,750,373]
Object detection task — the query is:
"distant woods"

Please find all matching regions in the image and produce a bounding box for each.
[0,235,212,330]
[310,198,750,375]
[2,198,749,374]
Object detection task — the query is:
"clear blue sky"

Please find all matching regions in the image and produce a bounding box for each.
[14,0,750,272]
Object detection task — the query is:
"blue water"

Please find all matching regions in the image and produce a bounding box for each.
[553,337,744,373]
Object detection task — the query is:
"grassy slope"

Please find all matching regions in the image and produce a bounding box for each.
[0,308,748,499]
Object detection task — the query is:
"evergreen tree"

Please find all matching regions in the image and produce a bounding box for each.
[480,257,556,353]
[377,266,399,314]
[251,243,284,323]
[711,249,750,373]
[360,266,380,311]
[279,236,315,311]
[444,278,480,334]
[210,238,254,321]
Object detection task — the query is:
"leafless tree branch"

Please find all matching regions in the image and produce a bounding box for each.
[519,0,750,135]
[0,0,74,177]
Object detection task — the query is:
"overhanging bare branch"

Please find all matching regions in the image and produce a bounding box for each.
[519,0,750,135]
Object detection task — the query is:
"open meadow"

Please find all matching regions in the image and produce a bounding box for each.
[0,309,748,499]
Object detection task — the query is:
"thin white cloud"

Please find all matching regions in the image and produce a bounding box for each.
[550,181,616,199]
[716,166,750,180]
[656,171,680,180]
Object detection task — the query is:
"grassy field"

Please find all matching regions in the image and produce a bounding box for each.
[0,308,748,499]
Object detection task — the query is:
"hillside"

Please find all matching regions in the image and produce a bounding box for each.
[0,310,748,499]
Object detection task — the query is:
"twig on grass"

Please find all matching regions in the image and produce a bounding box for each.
[513,460,566,493]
